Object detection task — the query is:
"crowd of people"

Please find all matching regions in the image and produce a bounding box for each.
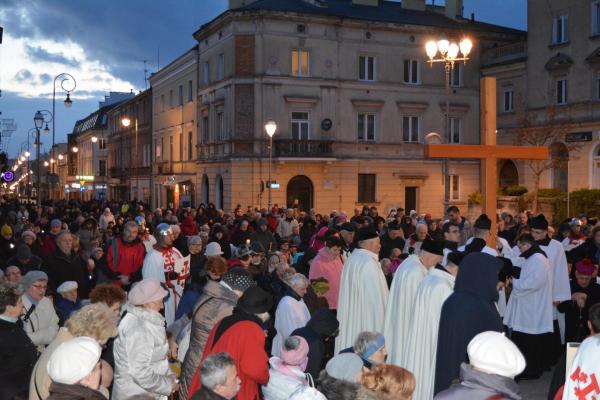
[0,197,599,400]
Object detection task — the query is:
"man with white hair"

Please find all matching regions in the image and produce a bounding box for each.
[272,273,311,356]
[276,208,299,240]
[98,207,115,231]
[191,353,241,400]
[336,227,389,353]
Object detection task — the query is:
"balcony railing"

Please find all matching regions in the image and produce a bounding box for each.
[274,139,334,157]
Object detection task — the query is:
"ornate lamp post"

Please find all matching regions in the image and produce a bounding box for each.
[33,110,53,205]
[265,120,277,209]
[51,73,76,195]
[424,37,472,218]
[121,117,138,200]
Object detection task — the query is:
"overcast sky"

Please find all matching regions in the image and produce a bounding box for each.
[0,0,526,158]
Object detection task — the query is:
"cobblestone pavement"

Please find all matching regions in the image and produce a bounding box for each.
[519,369,554,400]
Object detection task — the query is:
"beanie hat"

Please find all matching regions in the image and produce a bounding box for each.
[467,331,526,378]
[222,267,256,292]
[575,259,596,276]
[528,214,549,230]
[50,219,62,228]
[128,279,168,306]
[281,336,309,368]
[474,214,492,230]
[205,242,224,257]
[47,337,101,384]
[22,270,48,290]
[21,230,37,241]
[237,286,272,314]
[57,281,78,294]
[420,239,444,256]
[17,244,32,260]
[258,218,268,226]
[326,353,364,382]
[1,224,12,236]
[288,387,328,400]
[361,334,385,360]
[356,227,379,242]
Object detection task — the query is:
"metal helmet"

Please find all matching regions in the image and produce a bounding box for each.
[570,218,583,227]
[134,215,146,227]
[155,223,173,237]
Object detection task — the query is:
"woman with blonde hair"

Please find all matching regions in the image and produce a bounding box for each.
[360,364,416,400]
[29,302,119,400]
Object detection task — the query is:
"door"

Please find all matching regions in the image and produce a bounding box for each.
[593,145,600,188]
[405,186,417,212]
[286,175,314,211]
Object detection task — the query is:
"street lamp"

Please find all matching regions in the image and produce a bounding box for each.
[265,120,277,209]
[51,73,76,193]
[71,146,78,153]
[121,116,138,201]
[424,36,472,218]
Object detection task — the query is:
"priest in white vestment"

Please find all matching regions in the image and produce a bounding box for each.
[335,227,389,354]
[384,239,444,365]
[402,251,462,400]
[272,273,311,357]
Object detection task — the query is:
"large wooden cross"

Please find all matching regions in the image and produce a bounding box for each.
[425,76,548,246]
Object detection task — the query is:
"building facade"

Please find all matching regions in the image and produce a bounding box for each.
[189,0,523,215]
[106,89,153,203]
[486,0,600,193]
[149,47,199,210]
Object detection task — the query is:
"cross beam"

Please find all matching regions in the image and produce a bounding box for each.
[426,77,548,246]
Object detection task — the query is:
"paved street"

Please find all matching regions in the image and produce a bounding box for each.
[519,370,554,400]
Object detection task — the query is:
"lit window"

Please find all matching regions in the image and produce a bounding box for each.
[450,175,460,200]
[291,49,309,76]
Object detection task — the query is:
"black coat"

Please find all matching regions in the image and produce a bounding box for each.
[47,382,106,400]
[191,386,228,400]
[557,280,600,342]
[0,318,38,400]
[379,234,405,259]
[434,252,504,395]
[566,238,600,265]
[43,249,89,298]
[6,254,43,274]
[291,308,339,378]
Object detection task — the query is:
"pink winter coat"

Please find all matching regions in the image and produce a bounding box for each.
[309,247,344,309]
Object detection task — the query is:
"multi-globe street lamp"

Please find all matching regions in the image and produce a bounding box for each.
[424,37,472,218]
[34,110,53,205]
[264,120,277,209]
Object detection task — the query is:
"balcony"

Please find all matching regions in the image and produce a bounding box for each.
[273,139,334,158]
[481,41,527,67]
[110,167,127,179]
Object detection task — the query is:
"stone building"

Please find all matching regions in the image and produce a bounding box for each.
[149,47,199,209]
[485,0,600,193]
[187,0,523,215]
[106,89,153,203]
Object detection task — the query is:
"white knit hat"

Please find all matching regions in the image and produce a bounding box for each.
[128,278,168,306]
[467,331,526,378]
[47,337,101,384]
[205,242,224,256]
[57,281,78,294]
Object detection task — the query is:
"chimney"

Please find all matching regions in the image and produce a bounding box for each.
[445,0,464,20]
[228,0,257,9]
[352,0,379,6]
[402,0,426,11]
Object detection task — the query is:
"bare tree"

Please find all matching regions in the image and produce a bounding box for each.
[512,105,582,213]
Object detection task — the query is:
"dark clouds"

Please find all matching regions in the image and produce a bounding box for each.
[25,45,78,67]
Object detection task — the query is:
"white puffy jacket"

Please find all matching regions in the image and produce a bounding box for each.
[262,357,312,400]
[112,304,173,400]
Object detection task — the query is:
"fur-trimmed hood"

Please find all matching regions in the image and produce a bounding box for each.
[317,371,360,400]
[356,387,383,400]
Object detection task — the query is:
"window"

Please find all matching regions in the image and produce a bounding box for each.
[188,80,193,102]
[556,78,568,105]
[169,90,173,108]
[357,113,376,141]
[178,85,183,106]
[217,54,225,80]
[503,88,514,112]
[216,111,224,141]
[98,160,106,177]
[358,174,376,203]
[450,175,460,200]
[449,117,461,144]
[403,59,419,84]
[161,94,165,112]
[169,136,173,161]
[402,115,419,143]
[359,56,375,81]
[552,14,569,44]
[291,112,310,140]
[596,72,600,100]
[99,138,106,150]
[155,139,161,159]
[291,49,309,76]
[202,116,209,143]
[179,132,183,161]
[594,1,600,35]
[451,63,462,87]
[161,138,164,159]
[203,61,210,85]
[188,131,193,160]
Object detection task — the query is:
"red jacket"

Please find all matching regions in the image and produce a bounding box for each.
[41,234,57,257]
[187,319,269,400]
[181,216,198,236]
[106,237,146,278]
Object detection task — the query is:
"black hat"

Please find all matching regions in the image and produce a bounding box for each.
[474,214,492,230]
[528,214,549,230]
[446,251,464,267]
[339,222,357,232]
[356,227,379,242]
[237,286,273,314]
[387,221,402,231]
[420,239,444,256]
[222,267,256,292]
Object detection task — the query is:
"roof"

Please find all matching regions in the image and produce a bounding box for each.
[72,103,122,135]
[196,0,525,37]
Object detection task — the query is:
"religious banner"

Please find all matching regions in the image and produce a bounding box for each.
[174,255,191,286]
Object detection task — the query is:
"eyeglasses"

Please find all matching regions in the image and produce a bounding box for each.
[31,284,47,290]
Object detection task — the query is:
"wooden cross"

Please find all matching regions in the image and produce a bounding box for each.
[425,76,548,246]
